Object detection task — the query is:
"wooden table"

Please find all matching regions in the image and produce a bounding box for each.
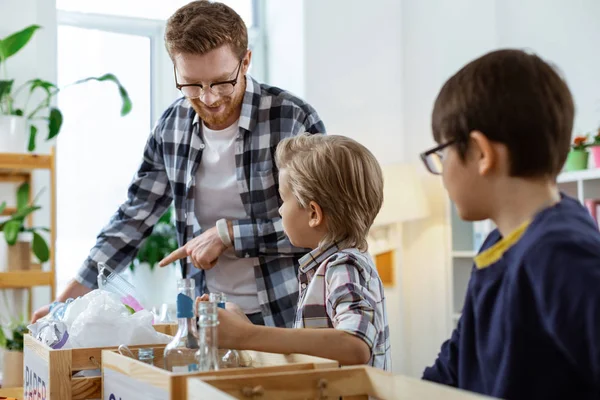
[0,387,22,399]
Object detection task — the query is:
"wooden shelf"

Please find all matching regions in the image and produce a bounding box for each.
[0,270,53,288]
[452,250,476,258]
[557,168,600,183]
[0,152,52,171]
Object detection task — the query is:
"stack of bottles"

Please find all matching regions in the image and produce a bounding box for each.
[163,280,242,372]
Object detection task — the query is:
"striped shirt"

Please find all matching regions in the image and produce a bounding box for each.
[294,244,391,371]
[75,76,325,328]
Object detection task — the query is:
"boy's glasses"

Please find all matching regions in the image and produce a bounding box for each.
[420,140,456,175]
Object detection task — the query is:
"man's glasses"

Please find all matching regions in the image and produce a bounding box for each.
[420,140,456,175]
[174,59,243,99]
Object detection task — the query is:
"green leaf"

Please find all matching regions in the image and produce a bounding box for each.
[28,124,37,152]
[32,231,50,263]
[13,109,23,116]
[28,78,57,95]
[74,73,132,116]
[0,80,14,100]
[12,205,40,220]
[124,305,135,315]
[0,25,41,62]
[47,108,63,140]
[0,201,6,215]
[0,327,6,349]
[16,182,29,211]
[3,220,22,245]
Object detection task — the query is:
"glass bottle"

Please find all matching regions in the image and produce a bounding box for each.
[138,348,154,365]
[209,293,241,369]
[163,279,199,372]
[195,301,220,371]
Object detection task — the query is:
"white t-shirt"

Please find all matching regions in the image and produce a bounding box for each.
[194,121,260,313]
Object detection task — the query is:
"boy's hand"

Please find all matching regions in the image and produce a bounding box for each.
[216,308,254,349]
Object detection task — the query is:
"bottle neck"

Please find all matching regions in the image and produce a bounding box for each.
[198,323,218,351]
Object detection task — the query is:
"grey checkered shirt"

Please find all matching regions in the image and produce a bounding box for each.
[75,76,326,327]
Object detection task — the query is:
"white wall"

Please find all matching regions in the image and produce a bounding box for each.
[267,0,600,379]
[0,0,57,316]
[495,0,600,134]
[303,0,404,166]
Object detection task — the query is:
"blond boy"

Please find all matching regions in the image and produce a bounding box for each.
[209,134,391,370]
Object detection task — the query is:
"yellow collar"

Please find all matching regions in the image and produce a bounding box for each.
[474,219,531,269]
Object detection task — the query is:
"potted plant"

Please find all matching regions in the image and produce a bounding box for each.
[0,25,132,153]
[564,135,590,172]
[0,319,27,387]
[589,127,600,169]
[127,205,179,309]
[0,182,49,271]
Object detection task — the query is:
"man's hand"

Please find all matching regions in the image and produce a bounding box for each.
[31,279,91,323]
[159,226,229,270]
[31,304,50,323]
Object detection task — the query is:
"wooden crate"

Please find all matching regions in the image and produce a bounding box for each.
[187,365,496,400]
[101,349,338,400]
[22,324,175,400]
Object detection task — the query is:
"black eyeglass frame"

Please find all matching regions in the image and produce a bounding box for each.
[419,139,457,175]
[174,58,244,98]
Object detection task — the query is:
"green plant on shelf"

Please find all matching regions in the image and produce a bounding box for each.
[130,205,178,272]
[592,127,600,146]
[0,25,132,152]
[0,320,27,352]
[0,182,50,263]
[571,135,590,151]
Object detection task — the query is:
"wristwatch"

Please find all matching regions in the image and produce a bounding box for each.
[216,218,233,247]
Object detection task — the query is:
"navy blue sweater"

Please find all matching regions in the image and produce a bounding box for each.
[423,195,600,399]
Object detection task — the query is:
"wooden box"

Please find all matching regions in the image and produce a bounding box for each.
[187,365,495,400]
[101,349,338,400]
[22,324,175,399]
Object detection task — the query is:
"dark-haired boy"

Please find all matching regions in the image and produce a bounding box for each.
[420,49,600,399]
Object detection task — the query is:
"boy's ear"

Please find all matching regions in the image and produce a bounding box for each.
[470,130,496,176]
[308,201,324,228]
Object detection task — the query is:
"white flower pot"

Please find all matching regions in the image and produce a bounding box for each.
[0,115,29,153]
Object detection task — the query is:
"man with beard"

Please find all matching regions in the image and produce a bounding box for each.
[32,1,325,327]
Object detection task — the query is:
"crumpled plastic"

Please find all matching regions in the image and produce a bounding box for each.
[28,319,69,349]
[28,289,171,349]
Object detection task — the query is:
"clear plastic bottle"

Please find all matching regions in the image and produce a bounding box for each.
[209,293,241,369]
[195,301,220,371]
[163,279,199,372]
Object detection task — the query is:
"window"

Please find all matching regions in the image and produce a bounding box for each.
[56,0,256,27]
[55,1,264,293]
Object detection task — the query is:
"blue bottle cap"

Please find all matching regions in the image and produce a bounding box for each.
[176,293,194,318]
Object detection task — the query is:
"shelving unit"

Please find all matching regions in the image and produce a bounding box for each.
[0,149,56,318]
[447,167,596,331]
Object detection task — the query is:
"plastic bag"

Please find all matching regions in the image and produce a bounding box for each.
[29,289,170,349]
[68,289,169,348]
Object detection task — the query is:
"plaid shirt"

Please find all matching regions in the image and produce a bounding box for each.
[75,76,326,328]
[294,244,392,371]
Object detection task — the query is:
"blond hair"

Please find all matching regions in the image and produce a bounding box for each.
[275,134,383,251]
[165,1,248,60]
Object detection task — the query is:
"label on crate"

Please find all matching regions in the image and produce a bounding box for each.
[103,368,169,400]
[24,349,49,400]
